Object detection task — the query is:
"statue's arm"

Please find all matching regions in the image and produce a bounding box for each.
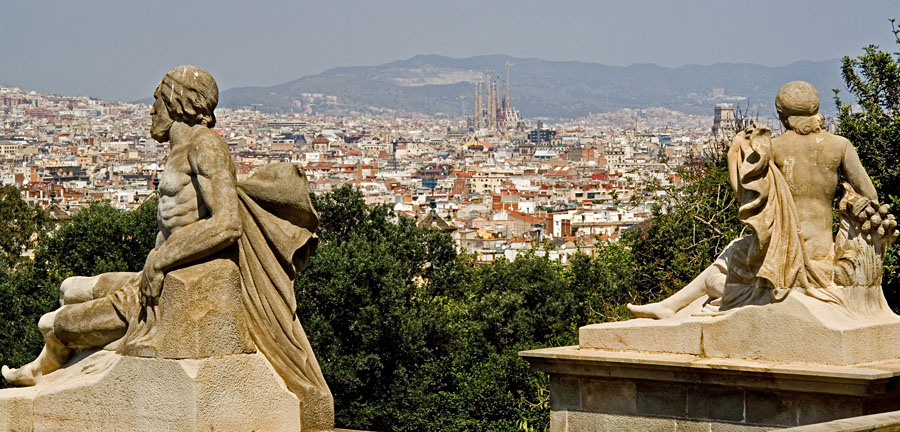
[842,139,878,201]
[151,133,242,274]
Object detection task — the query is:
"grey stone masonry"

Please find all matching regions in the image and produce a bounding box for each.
[522,346,900,431]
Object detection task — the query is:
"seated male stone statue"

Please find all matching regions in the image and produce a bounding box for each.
[1,66,333,430]
[628,81,898,319]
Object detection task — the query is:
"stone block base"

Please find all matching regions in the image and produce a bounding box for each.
[118,249,256,359]
[521,346,900,431]
[0,350,302,431]
[580,293,900,365]
[550,411,770,432]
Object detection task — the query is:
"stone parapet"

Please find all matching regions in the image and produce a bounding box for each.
[521,346,900,431]
[782,410,900,431]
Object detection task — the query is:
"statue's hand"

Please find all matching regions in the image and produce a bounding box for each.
[140,250,164,305]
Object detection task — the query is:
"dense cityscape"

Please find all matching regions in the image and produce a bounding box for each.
[2,1,899,430]
[0,81,738,264]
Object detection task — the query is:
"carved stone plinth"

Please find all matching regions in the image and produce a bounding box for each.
[118,250,255,359]
[520,346,900,431]
[522,291,900,431]
[0,350,302,432]
[581,291,900,366]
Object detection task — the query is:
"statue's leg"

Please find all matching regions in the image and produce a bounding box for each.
[2,273,137,386]
[628,264,724,319]
[59,276,98,306]
[59,272,138,306]
[627,240,737,319]
[1,311,72,386]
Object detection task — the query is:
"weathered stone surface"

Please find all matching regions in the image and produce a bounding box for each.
[581,292,900,365]
[552,411,770,432]
[687,386,744,423]
[0,350,301,431]
[550,375,582,411]
[702,293,900,365]
[0,387,36,432]
[782,409,900,431]
[744,390,793,427]
[636,381,688,418]
[579,311,703,355]
[581,379,635,415]
[118,251,254,359]
[522,346,900,431]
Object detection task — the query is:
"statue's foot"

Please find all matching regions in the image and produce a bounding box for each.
[1,364,37,386]
[627,302,676,320]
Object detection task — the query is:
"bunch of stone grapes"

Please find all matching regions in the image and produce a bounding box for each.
[861,203,899,242]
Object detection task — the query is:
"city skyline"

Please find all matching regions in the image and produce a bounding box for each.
[1,0,897,102]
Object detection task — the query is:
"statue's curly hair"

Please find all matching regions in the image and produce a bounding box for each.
[156,65,218,128]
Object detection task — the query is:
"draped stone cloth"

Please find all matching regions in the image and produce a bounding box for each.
[236,163,333,426]
[720,128,838,310]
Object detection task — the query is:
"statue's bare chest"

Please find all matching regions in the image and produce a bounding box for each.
[158,150,193,198]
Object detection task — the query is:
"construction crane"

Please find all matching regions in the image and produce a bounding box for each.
[505,61,513,110]
[459,95,466,121]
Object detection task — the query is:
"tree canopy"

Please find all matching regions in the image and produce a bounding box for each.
[835,19,900,305]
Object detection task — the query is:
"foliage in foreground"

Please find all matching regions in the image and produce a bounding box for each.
[835,19,900,306]
[297,184,638,431]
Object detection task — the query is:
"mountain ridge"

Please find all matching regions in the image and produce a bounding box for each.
[217,54,848,118]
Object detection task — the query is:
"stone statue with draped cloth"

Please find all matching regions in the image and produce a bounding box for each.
[1,66,333,431]
[628,81,899,320]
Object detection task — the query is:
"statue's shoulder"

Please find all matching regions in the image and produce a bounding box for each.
[189,127,229,154]
[190,127,227,146]
[823,131,853,154]
[187,127,233,171]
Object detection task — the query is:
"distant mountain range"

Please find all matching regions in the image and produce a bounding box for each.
[217,54,848,118]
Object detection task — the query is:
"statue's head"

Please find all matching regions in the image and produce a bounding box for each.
[775,81,825,135]
[151,65,218,142]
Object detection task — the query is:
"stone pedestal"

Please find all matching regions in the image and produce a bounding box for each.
[522,295,900,431]
[118,250,256,359]
[0,349,302,432]
[521,346,900,431]
[580,294,900,366]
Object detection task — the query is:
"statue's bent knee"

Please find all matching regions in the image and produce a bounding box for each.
[53,299,127,349]
[59,276,98,306]
[37,311,56,334]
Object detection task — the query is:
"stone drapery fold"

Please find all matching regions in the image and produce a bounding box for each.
[236,163,333,427]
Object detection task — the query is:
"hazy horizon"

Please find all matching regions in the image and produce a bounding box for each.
[2,0,897,102]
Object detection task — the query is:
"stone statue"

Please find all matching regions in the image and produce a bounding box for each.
[628,81,898,319]
[0,66,333,431]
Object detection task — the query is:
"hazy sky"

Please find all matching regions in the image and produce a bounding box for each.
[1,0,897,101]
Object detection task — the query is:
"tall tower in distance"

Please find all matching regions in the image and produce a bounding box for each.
[474,82,483,129]
[488,76,498,131]
[505,62,512,111]
[712,103,736,140]
[459,95,466,123]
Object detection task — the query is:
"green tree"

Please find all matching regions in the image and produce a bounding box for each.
[623,150,742,303]
[835,19,900,306]
[32,198,158,289]
[0,185,49,266]
[297,184,638,432]
[0,255,56,376]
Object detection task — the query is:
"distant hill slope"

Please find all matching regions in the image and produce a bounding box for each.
[218,54,847,118]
